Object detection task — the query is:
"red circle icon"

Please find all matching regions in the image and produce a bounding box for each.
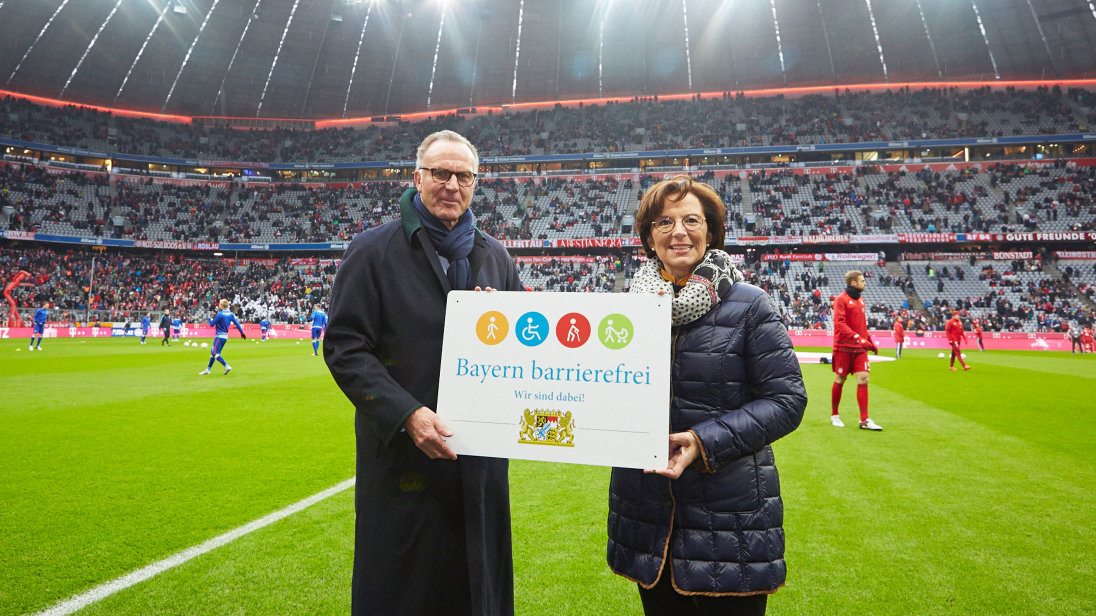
[555,313,591,348]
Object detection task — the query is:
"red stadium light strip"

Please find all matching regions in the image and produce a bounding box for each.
[0,88,191,124]
[4,79,1096,130]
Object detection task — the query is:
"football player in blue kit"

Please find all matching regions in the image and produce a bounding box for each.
[199,299,246,375]
[260,318,271,341]
[140,313,151,344]
[309,304,327,356]
[30,304,48,351]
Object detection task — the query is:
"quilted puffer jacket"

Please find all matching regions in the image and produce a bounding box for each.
[607,281,807,596]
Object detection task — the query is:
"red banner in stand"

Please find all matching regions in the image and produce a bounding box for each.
[987,232,1096,242]
[515,256,597,264]
[1057,251,1096,259]
[991,251,1033,260]
[554,238,623,248]
[803,235,849,244]
[763,253,822,262]
[897,233,957,243]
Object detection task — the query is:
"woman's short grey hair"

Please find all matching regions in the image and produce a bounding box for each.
[415,130,479,172]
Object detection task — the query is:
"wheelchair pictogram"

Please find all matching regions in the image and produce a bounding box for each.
[515,311,549,347]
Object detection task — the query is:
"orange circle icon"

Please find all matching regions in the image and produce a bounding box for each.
[476,311,509,345]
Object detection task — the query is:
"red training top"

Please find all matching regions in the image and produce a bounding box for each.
[833,290,871,352]
[946,317,967,344]
[892,320,905,342]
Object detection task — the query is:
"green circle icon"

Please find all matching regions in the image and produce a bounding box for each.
[597,313,634,349]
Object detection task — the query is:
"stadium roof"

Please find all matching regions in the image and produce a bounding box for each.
[1,0,1095,121]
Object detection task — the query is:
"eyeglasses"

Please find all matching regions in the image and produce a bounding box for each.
[651,214,706,233]
[419,167,477,187]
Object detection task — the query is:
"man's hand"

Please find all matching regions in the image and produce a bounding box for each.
[404,406,457,460]
[647,431,701,479]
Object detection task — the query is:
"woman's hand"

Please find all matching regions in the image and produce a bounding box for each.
[647,431,701,479]
[473,286,496,292]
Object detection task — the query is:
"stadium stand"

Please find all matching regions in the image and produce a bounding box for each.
[2,86,1092,162]
[3,89,1096,331]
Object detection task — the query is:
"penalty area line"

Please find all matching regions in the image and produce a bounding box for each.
[30,477,356,616]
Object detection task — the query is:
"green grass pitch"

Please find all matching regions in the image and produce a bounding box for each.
[1,338,1093,615]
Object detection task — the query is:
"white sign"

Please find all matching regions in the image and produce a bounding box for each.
[437,291,671,469]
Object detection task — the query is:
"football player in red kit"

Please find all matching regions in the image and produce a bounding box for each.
[946,312,971,371]
[892,318,905,359]
[972,319,985,351]
[831,270,882,431]
[1082,326,1094,353]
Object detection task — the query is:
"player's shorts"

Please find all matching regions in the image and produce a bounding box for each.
[832,350,869,375]
[311,327,323,340]
[949,341,962,354]
[173,328,181,334]
[33,324,44,334]
[211,337,228,355]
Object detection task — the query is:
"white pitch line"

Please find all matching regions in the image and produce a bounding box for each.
[30,477,356,616]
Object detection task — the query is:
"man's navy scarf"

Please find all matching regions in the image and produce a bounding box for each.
[412,193,475,290]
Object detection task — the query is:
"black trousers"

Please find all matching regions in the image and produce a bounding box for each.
[638,574,768,616]
[1072,336,1084,353]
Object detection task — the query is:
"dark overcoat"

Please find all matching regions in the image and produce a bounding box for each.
[325,187,522,616]
[607,282,807,596]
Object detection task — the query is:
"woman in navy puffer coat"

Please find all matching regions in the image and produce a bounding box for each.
[608,176,807,615]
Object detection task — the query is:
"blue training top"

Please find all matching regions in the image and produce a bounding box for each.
[141,316,150,330]
[172,318,182,328]
[34,308,48,325]
[208,310,245,339]
[260,319,270,330]
[310,310,328,329]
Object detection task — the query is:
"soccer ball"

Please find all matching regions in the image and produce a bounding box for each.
[296,341,300,345]
[937,352,946,358]
[184,341,190,347]
[200,342,209,349]
[16,348,21,352]
[961,353,967,359]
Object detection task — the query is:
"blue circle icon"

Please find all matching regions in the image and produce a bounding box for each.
[515,312,549,347]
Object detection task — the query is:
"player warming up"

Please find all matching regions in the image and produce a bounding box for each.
[140,313,151,344]
[831,270,882,431]
[973,319,985,351]
[199,299,246,375]
[30,304,48,351]
[892,317,905,359]
[946,312,971,371]
[260,318,271,341]
[309,304,327,356]
[172,315,182,342]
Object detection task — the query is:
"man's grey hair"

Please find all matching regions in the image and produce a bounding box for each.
[415,130,479,173]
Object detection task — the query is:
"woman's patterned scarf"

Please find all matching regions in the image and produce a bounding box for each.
[630,249,744,326]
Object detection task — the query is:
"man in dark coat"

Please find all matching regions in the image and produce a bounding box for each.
[158,309,172,346]
[325,130,522,616]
